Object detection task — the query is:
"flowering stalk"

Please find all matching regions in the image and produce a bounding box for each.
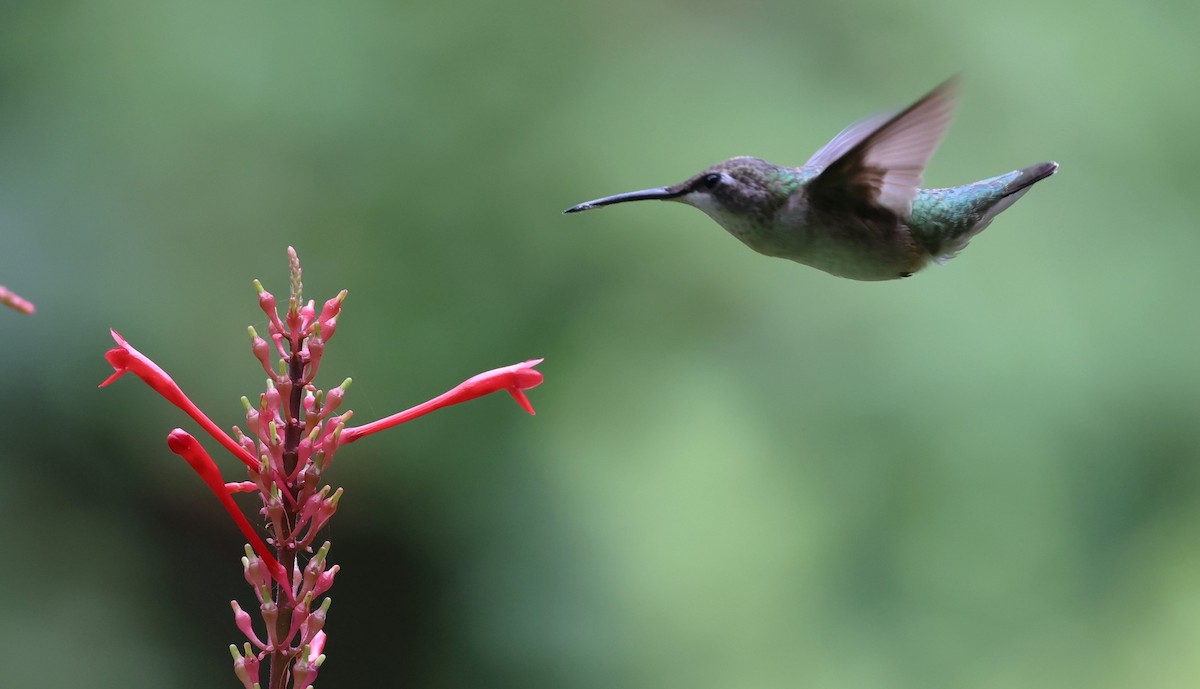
[0,284,34,314]
[100,247,543,689]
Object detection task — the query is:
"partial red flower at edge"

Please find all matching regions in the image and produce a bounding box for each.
[339,358,544,445]
[0,285,34,314]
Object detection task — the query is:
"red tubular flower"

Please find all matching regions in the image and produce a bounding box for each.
[0,285,35,314]
[101,330,259,470]
[166,429,292,595]
[339,358,544,445]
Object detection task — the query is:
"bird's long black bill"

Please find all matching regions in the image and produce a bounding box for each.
[563,187,683,214]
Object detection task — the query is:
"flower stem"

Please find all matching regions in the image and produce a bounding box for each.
[269,339,306,689]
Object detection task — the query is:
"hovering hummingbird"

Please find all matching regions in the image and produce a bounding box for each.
[564,79,1056,281]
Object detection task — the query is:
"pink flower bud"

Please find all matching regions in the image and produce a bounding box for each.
[313,564,339,598]
[254,280,285,335]
[230,600,266,649]
[301,462,321,494]
[232,425,258,460]
[303,391,318,426]
[310,449,328,474]
[263,384,282,421]
[229,643,261,689]
[286,297,303,336]
[302,597,331,642]
[309,630,327,659]
[317,291,346,328]
[248,326,274,376]
[294,487,325,536]
[291,645,324,689]
[300,299,316,331]
[285,593,312,647]
[308,487,343,535]
[305,336,325,379]
[321,316,339,341]
[270,330,286,358]
[300,542,331,596]
[260,599,279,648]
[320,413,348,447]
[322,380,350,417]
[296,434,314,473]
[276,378,294,411]
[242,546,271,597]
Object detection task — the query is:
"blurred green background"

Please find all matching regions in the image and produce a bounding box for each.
[2,0,1199,687]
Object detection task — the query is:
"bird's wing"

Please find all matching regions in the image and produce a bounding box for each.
[803,111,897,170]
[805,78,957,218]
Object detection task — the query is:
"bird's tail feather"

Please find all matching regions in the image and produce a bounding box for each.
[933,161,1058,263]
[973,161,1057,228]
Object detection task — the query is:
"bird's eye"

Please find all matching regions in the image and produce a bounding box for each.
[699,173,722,190]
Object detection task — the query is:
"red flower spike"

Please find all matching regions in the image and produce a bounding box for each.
[166,429,292,597]
[339,358,544,445]
[105,249,548,688]
[102,331,259,470]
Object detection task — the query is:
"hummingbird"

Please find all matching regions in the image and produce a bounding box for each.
[564,79,1057,281]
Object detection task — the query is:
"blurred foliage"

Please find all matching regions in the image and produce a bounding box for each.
[2,0,1199,687]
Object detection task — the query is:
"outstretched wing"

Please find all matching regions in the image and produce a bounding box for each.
[805,78,958,219]
[804,111,897,170]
